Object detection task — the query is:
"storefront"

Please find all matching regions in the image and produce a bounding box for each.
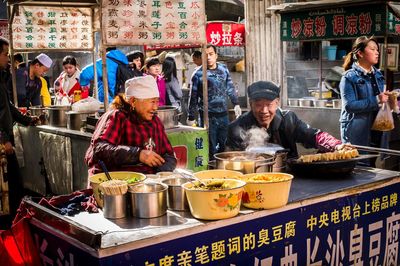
[269,0,400,144]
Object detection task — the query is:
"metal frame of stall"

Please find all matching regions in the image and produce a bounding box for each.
[6,0,100,106]
[269,0,400,109]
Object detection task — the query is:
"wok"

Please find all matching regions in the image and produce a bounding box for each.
[287,154,378,177]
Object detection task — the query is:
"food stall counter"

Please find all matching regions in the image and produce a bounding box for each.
[25,167,400,265]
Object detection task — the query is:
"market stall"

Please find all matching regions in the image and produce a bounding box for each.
[269,0,400,139]
[21,167,400,265]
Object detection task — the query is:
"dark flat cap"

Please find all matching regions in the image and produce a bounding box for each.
[248,81,280,100]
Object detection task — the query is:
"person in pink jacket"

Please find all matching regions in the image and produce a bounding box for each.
[145,57,166,106]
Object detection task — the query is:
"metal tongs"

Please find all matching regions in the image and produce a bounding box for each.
[173,168,206,186]
[353,145,400,156]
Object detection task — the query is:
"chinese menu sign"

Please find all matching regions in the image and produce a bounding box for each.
[11,6,93,50]
[207,22,245,46]
[0,20,9,40]
[281,4,386,41]
[102,0,206,46]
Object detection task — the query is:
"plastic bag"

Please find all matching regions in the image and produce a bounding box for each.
[371,103,394,131]
[72,97,102,112]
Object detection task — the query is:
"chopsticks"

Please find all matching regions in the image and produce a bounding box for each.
[98,160,112,181]
[353,145,400,156]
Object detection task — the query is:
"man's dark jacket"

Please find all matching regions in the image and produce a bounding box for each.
[225,109,319,158]
[0,69,32,144]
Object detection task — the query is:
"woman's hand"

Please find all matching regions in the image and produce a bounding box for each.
[379,92,389,104]
[139,150,165,167]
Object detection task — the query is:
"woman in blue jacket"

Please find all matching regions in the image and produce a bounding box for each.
[339,36,389,162]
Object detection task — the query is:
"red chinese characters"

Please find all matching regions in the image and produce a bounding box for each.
[315,16,326,37]
[333,15,345,36]
[359,13,372,34]
[291,18,302,38]
[303,18,314,38]
[346,15,358,35]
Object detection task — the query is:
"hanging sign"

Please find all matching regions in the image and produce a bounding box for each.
[281,4,386,41]
[11,6,93,50]
[206,22,245,46]
[101,0,206,46]
[0,20,9,40]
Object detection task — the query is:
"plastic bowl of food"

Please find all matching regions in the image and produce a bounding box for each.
[182,178,246,220]
[89,171,146,207]
[240,172,293,209]
[193,169,243,180]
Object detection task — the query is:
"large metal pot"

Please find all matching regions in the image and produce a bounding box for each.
[214,151,275,174]
[156,106,179,129]
[29,106,46,116]
[46,105,71,127]
[247,145,288,172]
[66,111,95,131]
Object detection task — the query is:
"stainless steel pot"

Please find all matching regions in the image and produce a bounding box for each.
[288,98,299,106]
[247,145,289,172]
[29,106,46,116]
[332,99,342,109]
[66,111,95,131]
[46,105,71,127]
[128,182,167,218]
[156,106,179,129]
[314,99,328,108]
[214,151,275,174]
[299,98,315,107]
[161,177,190,211]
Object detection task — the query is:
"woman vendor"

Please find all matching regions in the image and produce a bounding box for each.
[84,75,177,178]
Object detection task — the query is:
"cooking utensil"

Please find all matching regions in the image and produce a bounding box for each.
[288,98,299,106]
[287,154,378,176]
[314,99,328,108]
[241,172,294,209]
[246,145,289,172]
[46,105,71,127]
[103,194,126,219]
[214,151,275,174]
[98,160,112,181]
[89,171,146,208]
[156,106,179,129]
[66,111,95,131]
[128,182,168,218]
[161,177,190,211]
[174,168,205,186]
[352,145,400,156]
[298,98,315,107]
[182,178,246,220]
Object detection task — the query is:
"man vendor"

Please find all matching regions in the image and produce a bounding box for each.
[85,75,177,178]
[226,81,347,157]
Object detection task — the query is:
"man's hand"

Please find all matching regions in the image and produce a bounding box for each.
[30,116,40,126]
[4,141,14,155]
[139,150,165,167]
[234,105,242,118]
[186,119,196,126]
[335,143,354,151]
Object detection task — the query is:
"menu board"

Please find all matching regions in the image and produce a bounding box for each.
[11,6,93,50]
[102,0,206,46]
[207,22,245,46]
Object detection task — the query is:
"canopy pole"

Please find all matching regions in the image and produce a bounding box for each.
[7,4,18,106]
[201,43,209,130]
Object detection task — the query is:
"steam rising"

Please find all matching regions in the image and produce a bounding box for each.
[243,127,270,150]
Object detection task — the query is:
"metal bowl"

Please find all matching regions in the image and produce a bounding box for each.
[288,98,299,106]
[314,99,328,108]
[332,99,342,109]
[298,98,314,107]
[156,106,179,129]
